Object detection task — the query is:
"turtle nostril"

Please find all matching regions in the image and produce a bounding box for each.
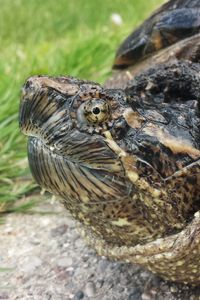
[22,79,35,98]
[22,78,40,96]
[24,79,33,90]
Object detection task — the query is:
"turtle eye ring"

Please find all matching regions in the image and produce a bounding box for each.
[77,99,110,124]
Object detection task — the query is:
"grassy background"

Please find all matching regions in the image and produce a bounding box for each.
[0,0,163,213]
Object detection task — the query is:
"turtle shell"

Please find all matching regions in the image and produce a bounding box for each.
[113,0,200,69]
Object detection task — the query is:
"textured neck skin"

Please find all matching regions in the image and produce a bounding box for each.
[79,210,200,285]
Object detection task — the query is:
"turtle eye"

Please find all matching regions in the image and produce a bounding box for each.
[78,99,110,124]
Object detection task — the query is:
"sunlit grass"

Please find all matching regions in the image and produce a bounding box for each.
[0,0,163,212]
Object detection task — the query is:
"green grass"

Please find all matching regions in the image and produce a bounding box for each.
[0,0,163,213]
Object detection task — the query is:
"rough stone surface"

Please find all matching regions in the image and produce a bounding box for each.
[0,199,200,300]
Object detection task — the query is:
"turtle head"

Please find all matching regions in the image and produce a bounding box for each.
[19,76,133,209]
[19,76,129,169]
[19,69,200,247]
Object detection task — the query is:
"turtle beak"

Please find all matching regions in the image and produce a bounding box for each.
[20,76,44,135]
[19,76,78,143]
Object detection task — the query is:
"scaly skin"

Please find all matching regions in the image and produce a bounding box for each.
[19,61,200,284]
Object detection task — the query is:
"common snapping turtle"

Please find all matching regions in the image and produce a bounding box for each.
[19,0,200,284]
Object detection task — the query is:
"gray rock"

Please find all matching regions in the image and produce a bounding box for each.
[21,256,42,273]
[128,288,142,300]
[97,259,109,273]
[84,281,96,297]
[73,290,84,300]
[51,224,68,237]
[57,257,73,268]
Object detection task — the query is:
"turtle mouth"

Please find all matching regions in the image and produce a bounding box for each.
[27,135,131,205]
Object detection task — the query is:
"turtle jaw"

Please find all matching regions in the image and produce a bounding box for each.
[26,132,134,234]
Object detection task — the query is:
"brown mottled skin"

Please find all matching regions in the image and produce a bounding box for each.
[19,0,200,284]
